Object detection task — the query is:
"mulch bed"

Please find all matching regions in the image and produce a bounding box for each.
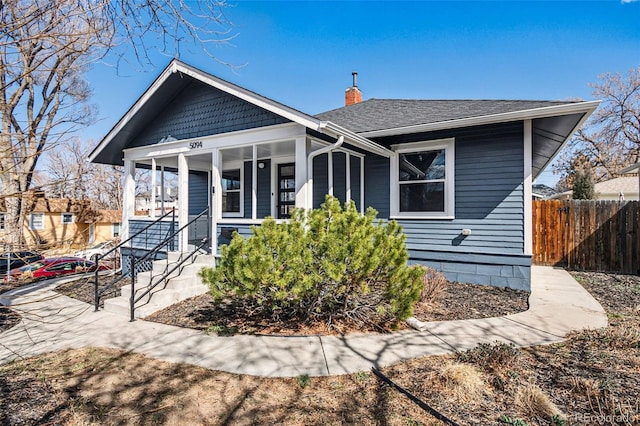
[570,270,640,312]
[0,307,21,333]
[3,270,530,336]
[55,274,130,308]
[145,281,530,336]
[0,273,130,333]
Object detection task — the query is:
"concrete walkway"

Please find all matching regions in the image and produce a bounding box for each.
[0,266,608,377]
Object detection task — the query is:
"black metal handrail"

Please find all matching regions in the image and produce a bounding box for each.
[128,207,210,321]
[93,209,176,311]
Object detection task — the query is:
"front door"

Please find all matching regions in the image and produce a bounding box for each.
[277,163,295,219]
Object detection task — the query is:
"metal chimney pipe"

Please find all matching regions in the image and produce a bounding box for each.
[352,71,358,88]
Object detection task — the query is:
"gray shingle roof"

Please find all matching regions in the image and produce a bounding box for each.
[315,99,574,133]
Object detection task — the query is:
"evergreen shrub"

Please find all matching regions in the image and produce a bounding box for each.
[199,196,424,328]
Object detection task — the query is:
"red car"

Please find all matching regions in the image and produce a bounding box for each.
[3,256,107,283]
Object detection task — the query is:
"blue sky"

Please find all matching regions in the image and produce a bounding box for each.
[85,1,640,186]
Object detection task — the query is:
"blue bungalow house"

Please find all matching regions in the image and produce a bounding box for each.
[89,60,598,291]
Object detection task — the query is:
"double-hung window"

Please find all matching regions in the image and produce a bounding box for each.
[30,213,45,230]
[221,167,242,217]
[392,138,455,218]
[61,213,74,224]
[112,222,121,238]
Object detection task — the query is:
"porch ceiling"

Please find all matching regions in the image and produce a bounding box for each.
[221,139,327,162]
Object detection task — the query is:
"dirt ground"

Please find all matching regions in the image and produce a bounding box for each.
[1,272,638,425]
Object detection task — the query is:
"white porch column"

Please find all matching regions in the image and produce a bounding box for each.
[295,137,308,209]
[178,153,189,251]
[211,149,220,256]
[252,144,258,219]
[121,159,136,242]
[150,158,157,218]
[524,119,533,256]
[160,166,165,213]
[328,151,334,196]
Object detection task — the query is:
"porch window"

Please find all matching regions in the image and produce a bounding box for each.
[392,138,455,218]
[222,168,242,216]
[30,213,45,230]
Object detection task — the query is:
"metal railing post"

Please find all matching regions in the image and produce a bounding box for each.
[94,254,100,311]
[130,254,136,322]
[171,208,176,251]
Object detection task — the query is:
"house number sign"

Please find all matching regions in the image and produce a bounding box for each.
[189,141,203,149]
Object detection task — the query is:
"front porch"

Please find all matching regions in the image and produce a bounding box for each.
[120,123,370,256]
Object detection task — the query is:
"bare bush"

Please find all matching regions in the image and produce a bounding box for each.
[436,361,490,404]
[419,267,448,304]
[515,384,563,420]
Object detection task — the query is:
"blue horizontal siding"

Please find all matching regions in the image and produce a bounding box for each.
[257,160,271,217]
[129,219,178,250]
[188,170,209,215]
[366,122,525,256]
[216,224,254,247]
[364,155,390,217]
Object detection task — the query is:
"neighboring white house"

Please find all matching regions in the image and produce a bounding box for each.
[552,176,640,200]
[135,185,178,215]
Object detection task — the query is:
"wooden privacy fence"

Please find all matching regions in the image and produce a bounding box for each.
[532,200,640,274]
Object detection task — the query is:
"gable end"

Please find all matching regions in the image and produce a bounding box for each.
[130,80,291,149]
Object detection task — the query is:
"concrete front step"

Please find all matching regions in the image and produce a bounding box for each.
[102,251,213,319]
[167,252,216,265]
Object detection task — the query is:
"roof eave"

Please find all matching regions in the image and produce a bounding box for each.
[88,61,180,163]
[358,100,601,138]
[532,101,600,181]
[320,121,393,158]
[620,162,640,174]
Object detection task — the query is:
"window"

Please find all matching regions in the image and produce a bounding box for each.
[30,213,44,230]
[221,168,242,216]
[0,213,5,231]
[112,222,121,238]
[89,224,95,243]
[61,213,74,224]
[392,139,455,218]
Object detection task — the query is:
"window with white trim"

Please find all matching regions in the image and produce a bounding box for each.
[221,168,242,216]
[30,213,45,230]
[392,139,455,218]
[61,212,74,224]
[112,222,121,238]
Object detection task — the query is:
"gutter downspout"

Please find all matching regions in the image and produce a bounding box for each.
[307,135,344,208]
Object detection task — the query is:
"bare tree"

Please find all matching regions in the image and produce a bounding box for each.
[554,67,640,190]
[0,0,233,245]
[92,164,123,210]
[45,138,95,199]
